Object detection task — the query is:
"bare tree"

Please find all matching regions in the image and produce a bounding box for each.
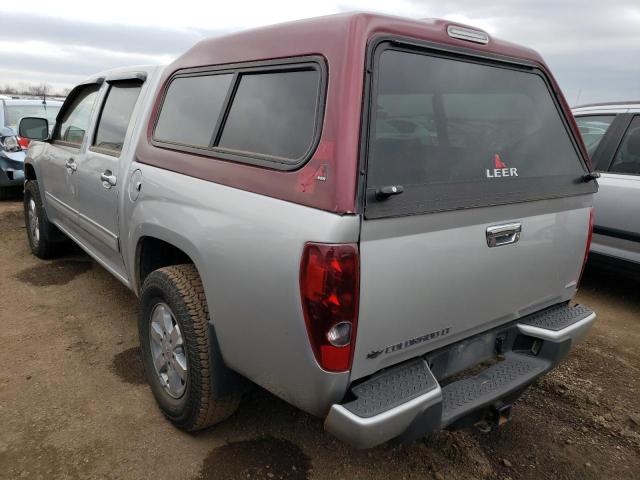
[0,84,18,95]
[0,82,67,97]
[27,83,51,96]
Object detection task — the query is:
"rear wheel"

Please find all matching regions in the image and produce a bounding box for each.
[138,264,241,431]
[23,180,67,259]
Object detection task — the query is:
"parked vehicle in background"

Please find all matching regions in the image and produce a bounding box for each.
[0,98,62,198]
[573,102,640,267]
[18,13,596,448]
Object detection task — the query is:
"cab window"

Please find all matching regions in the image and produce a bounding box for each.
[609,116,640,175]
[575,115,615,157]
[92,82,142,155]
[53,85,100,147]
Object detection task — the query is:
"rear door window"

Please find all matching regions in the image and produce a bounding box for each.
[365,46,594,218]
[575,115,615,156]
[92,81,142,155]
[609,116,640,175]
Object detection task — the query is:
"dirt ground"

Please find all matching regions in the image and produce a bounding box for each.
[1,198,639,480]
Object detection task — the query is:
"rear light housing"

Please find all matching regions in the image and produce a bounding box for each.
[578,207,595,287]
[300,243,359,372]
[17,136,30,149]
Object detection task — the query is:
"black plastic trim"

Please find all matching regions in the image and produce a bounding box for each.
[593,225,640,243]
[106,71,147,83]
[365,175,596,219]
[587,251,640,271]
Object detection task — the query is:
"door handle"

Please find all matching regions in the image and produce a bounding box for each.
[486,223,521,247]
[100,170,117,188]
[65,158,77,172]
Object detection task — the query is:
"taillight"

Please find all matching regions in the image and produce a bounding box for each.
[17,136,30,149]
[578,207,595,286]
[300,243,359,372]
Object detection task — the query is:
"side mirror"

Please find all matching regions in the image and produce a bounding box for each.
[18,117,49,141]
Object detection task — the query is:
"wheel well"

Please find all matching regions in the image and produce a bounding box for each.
[137,237,194,289]
[24,164,36,181]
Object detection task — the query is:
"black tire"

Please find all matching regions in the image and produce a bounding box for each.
[23,180,67,259]
[138,264,241,431]
[0,187,8,200]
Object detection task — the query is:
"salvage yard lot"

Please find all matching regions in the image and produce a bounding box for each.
[0,199,639,480]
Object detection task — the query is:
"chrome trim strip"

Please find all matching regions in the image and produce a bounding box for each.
[517,312,596,342]
[324,385,442,449]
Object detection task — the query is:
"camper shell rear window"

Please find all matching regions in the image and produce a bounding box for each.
[364,41,595,219]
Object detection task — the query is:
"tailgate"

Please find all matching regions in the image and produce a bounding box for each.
[351,197,591,379]
[351,41,596,380]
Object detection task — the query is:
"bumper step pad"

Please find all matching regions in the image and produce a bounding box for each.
[440,352,549,427]
[519,303,592,331]
[325,302,596,448]
[343,358,438,418]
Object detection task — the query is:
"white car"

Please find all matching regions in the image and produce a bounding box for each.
[573,102,640,267]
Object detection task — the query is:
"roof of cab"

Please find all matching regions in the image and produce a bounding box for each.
[169,12,544,71]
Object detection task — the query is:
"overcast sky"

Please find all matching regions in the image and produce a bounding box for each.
[1,0,639,105]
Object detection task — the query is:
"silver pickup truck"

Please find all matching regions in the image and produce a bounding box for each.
[18,13,597,448]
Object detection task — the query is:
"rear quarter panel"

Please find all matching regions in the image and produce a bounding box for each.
[125,164,361,416]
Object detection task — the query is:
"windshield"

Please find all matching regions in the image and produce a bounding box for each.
[4,104,61,130]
